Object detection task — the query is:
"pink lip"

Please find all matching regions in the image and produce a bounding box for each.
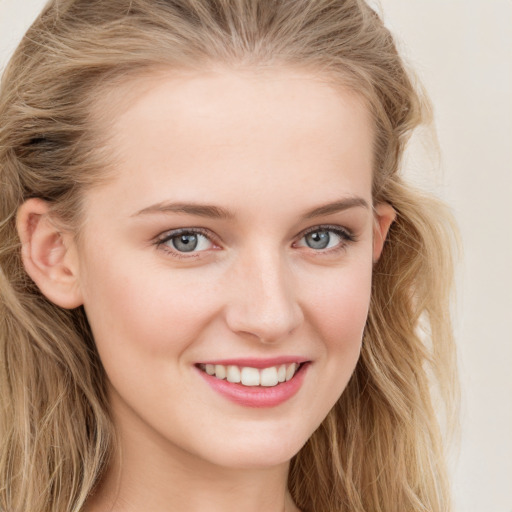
[195,362,310,408]
[196,356,309,369]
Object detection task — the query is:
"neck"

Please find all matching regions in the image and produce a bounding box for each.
[86,455,297,512]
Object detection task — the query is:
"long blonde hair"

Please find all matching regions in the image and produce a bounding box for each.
[0,1,458,510]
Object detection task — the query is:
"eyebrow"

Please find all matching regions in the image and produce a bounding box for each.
[132,202,234,219]
[132,196,369,220]
[302,197,369,218]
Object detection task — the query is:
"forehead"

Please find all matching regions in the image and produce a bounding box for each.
[86,67,375,219]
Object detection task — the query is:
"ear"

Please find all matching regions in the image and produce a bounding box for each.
[16,198,83,309]
[372,202,396,262]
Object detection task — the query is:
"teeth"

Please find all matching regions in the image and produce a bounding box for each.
[277,364,286,383]
[226,365,241,383]
[260,367,279,387]
[241,367,260,386]
[215,364,226,379]
[285,363,297,382]
[201,362,301,387]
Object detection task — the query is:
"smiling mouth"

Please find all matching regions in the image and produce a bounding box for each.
[197,362,305,387]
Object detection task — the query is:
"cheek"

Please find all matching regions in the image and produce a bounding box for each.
[293,258,373,429]
[305,260,373,347]
[79,250,221,362]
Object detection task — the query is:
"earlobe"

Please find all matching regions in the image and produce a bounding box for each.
[372,202,396,262]
[17,198,83,309]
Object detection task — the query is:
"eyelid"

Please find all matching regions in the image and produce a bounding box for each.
[293,224,356,250]
[152,223,356,259]
[297,224,355,240]
[155,226,215,242]
[298,224,354,238]
[154,227,220,257]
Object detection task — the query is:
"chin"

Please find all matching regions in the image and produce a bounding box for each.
[193,424,311,470]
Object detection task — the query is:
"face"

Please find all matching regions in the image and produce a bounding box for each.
[73,67,392,470]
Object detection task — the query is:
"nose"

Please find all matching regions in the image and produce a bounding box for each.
[224,247,304,343]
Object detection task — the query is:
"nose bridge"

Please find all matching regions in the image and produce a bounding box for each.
[225,245,303,342]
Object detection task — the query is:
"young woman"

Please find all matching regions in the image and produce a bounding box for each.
[0,1,458,511]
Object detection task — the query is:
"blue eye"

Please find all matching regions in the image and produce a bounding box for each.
[297,227,353,251]
[155,225,353,258]
[304,230,332,250]
[158,229,214,254]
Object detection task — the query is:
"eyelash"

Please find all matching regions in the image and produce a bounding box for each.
[295,225,356,252]
[154,225,356,259]
[154,227,217,259]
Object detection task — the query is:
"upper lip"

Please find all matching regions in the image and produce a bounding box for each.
[196,356,310,369]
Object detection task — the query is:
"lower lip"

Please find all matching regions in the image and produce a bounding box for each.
[195,363,309,408]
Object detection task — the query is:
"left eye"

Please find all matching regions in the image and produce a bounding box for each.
[159,230,213,253]
[296,228,349,250]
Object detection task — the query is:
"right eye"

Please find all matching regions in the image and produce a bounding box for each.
[155,228,216,256]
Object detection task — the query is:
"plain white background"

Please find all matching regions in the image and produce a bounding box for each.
[1,1,511,511]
